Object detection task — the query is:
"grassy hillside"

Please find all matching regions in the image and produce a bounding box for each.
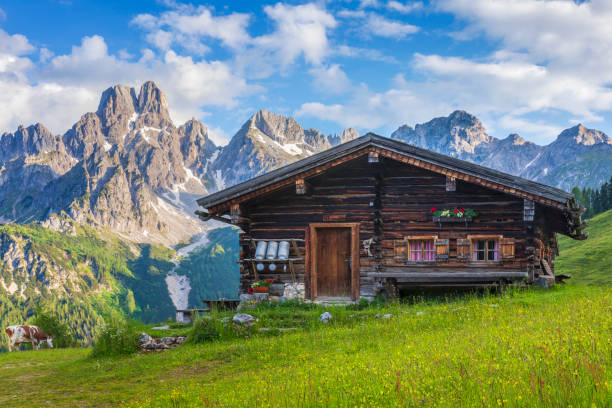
[0,223,239,349]
[0,286,609,407]
[556,209,612,285]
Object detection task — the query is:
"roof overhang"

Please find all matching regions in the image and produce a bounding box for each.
[196,134,586,239]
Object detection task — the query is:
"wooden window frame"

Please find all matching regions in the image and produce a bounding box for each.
[405,235,437,264]
[307,223,360,301]
[467,234,502,264]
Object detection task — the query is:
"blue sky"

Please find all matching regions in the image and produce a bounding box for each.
[1,0,612,145]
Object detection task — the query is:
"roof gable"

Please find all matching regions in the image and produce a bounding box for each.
[197,133,572,211]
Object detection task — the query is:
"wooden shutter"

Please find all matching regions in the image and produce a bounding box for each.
[434,238,449,261]
[456,238,470,260]
[500,237,515,259]
[394,240,408,263]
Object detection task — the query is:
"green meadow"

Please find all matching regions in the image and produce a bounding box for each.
[557,209,612,285]
[1,211,610,407]
[0,285,610,407]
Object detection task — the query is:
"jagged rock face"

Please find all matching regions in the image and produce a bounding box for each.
[390,113,612,189]
[97,85,138,146]
[0,81,216,245]
[518,125,612,190]
[0,124,65,163]
[63,113,106,158]
[479,134,543,176]
[211,110,333,188]
[0,231,86,298]
[329,128,359,145]
[391,111,492,160]
[2,80,610,244]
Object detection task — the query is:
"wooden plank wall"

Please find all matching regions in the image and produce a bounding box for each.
[379,159,530,271]
[238,157,376,296]
[235,156,548,297]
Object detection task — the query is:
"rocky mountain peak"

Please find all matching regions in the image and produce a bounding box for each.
[504,133,528,146]
[97,84,138,144]
[447,110,482,128]
[329,128,359,145]
[138,81,169,117]
[0,122,63,163]
[391,110,491,158]
[246,109,304,143]
[555,124,611,146]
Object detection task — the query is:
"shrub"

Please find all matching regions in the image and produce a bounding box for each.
[187,317,222,344]
[32,308,75,348]
[91,319,139,358]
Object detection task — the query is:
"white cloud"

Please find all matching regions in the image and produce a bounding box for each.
[0,29,34,55]
[132,6,251,51]
[134,2,337,77]
[437,0,612,82]
[386,1,423,14]
[337,9,367,18]
[296,77,452,131]
[359,0,382,8]
[366,14,419,38]
[0,33,256,135]
[337,9,419,39]
[309,64,351,94]
[255,3,337,67]
[336,45,398,64]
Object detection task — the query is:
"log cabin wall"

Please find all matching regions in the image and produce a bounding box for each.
[235,154,542,298]
[239,156,377,297]
[379,159,533,286]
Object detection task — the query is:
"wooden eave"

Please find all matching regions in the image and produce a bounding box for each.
[196,134,585,239]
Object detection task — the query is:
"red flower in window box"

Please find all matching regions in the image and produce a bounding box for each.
[453,209,458,214]
[248,287,253,293]
[460,207,465,213]
[430,207,436,212]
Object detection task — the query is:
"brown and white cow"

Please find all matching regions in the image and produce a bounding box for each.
[5,325,53,352]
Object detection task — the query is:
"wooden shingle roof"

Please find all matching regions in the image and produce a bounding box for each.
[197,133,573,210]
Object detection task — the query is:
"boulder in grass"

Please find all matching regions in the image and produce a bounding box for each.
[319,312,332,322]
[139,333,153,344]
[232,313,257,327]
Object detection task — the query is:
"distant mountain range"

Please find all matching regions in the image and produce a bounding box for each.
[390,110,612,191]
[2,82,610,242]
[0,81,610,346]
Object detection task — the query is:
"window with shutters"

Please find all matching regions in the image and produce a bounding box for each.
[466,235,515,262]
[395,236,442,264]
[473,239,499,261]
[409,239,435,262]
[456,238,471,260]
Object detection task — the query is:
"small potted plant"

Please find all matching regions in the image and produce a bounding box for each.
[251,280,273,293]
[431,206,477,223]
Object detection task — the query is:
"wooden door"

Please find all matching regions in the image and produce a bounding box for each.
[315,227,352,297]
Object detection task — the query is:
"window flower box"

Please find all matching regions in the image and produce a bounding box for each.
[432,216,474,223]
[430,207,476,228]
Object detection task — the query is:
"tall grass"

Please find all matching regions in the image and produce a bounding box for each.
[90,319,139,358]
[0,286,609,407]
[136,286,611,407]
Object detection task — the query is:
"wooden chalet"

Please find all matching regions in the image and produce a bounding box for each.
[196,134,587,301]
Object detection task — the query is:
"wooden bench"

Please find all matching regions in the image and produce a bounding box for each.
[202,299,241,312]
[175,309,208,324]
